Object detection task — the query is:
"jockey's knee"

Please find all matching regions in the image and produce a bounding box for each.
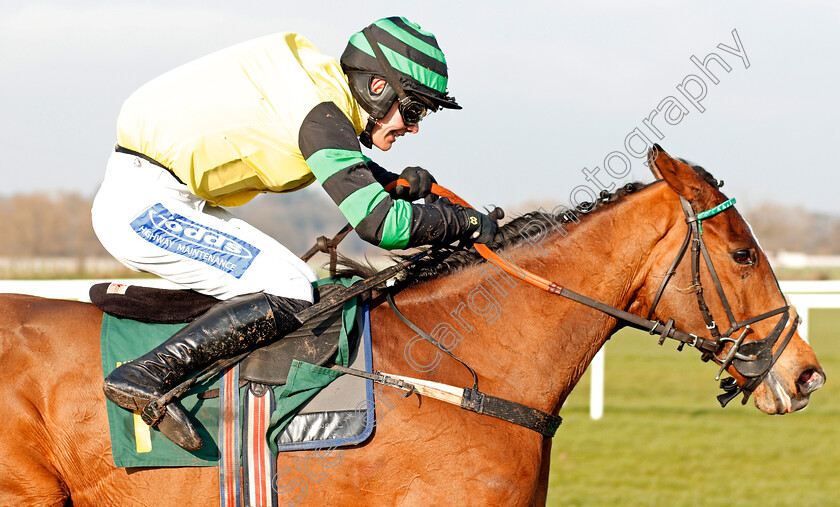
[264,276,315,305]
[264,293,312,320]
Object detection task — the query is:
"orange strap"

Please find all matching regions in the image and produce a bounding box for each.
[384,179,559,293]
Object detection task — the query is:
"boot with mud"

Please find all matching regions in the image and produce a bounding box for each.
[102,292,309,450]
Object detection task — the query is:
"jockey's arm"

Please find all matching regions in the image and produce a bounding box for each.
[299,101,489,250]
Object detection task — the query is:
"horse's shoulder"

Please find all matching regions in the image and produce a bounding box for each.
[0,294,104,506]
[0,293,102,338]
[0,292,98,311]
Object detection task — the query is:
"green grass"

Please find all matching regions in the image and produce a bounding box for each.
[546,309,839,506]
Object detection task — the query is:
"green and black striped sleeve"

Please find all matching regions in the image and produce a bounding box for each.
[299,102,473,250]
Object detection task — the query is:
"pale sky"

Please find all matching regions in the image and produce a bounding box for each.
[2,1,838,215]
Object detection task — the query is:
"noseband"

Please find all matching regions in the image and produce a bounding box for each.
[646,196,799,406]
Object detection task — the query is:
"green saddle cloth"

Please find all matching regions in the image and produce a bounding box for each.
[100,277,360,468]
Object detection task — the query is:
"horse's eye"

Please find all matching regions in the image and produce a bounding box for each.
[732,249,755,265]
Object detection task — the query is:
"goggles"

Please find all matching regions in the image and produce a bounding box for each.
[398,95,433,126]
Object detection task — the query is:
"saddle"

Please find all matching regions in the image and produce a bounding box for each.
[89,282,351,385]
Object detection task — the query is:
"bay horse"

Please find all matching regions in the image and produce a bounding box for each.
[0,148,825,506]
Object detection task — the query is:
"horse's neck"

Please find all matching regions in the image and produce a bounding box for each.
[385,185,676,413]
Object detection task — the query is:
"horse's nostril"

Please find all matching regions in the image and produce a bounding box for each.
[797,368,824,395]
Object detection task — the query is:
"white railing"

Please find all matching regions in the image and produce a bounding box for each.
[0,278,181,302]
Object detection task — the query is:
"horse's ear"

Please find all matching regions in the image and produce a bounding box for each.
[649,144,716,206]
[647,146,664,180]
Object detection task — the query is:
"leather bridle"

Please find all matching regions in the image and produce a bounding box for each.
[645,196,799,406]
[382,180,800,410]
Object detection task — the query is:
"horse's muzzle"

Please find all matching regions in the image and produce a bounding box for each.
[797,367,825,396]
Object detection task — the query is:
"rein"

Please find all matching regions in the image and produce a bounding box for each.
[398,181,797,408]
[277,178,797,438]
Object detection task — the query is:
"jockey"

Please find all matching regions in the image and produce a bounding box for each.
[92,16,497,450]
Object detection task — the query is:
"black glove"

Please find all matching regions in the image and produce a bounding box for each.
[463,208,498,245]
[393,166,436,202]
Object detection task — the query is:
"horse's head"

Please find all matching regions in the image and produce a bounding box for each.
[638,145,825,414]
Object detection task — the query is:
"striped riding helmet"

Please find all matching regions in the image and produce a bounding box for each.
[341,16,461,121]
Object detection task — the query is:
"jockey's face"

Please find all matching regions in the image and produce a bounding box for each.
[369,78,419,151]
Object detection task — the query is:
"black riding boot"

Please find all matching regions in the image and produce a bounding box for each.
[102,292,310,450]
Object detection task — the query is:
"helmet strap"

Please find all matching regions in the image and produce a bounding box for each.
[359,116,376,149]
[362,27,412,109]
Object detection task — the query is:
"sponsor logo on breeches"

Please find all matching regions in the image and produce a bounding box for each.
[130,203,260,278]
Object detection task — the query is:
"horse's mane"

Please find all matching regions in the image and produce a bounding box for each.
[337,159,719,286]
